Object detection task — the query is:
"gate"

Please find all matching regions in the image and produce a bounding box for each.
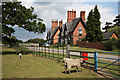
[96,52,120,79]
[67,49,120,79]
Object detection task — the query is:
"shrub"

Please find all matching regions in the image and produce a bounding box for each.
[14,46,29,54]
[103,38,119,51]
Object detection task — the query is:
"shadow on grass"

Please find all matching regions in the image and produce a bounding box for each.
[2,51,34,55]
[62,70,82,74]
[2,51,17,55]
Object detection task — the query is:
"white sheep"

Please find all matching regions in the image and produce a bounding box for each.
[63,58,83,74]
[19,53,22,59]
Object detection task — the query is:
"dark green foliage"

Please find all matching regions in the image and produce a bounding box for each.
[103,15,120,38]
[103,22,113,32]
[85,9,95,42]
[2,1,46,47]
[15,46,29,54]
[103,38,120,51]
[26,38,46,46]
[85,5,103,42]
[2,35,19,48]
[113,15,120,26]
[108,26,120,38]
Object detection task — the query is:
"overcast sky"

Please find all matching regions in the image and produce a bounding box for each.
[12,0,119,42]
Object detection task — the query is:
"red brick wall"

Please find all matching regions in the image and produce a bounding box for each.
[67,10,76,22]
[53,29,60,44]
[77,41,106,50]
[73,21,86,44]
[80,11,85,22]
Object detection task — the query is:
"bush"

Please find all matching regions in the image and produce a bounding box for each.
[103,38,120,51]
[14,46,29,54]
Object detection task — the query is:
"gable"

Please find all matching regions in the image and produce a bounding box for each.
[70,17,86,33]
[103,31,118,40]
[73,21,86,37]
[52,27,60,38]
[110,33,118,39]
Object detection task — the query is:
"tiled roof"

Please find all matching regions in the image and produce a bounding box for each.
[103,31,115,40]
[65,17,86,33]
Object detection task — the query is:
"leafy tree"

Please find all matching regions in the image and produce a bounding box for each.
[2,1,46,47]
[26,38,46,46]
[85,5,103,42]
[2,35,19,47]
[103,38,120,51]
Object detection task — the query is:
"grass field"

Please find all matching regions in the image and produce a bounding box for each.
[2,47,119,79]
[2,54,101,78]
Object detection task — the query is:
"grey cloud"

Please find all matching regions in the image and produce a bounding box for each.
[33,2,53,5]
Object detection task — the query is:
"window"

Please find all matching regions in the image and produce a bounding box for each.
[65,31,67,35]
[78,38,82,41]
[78,26,82,36]
[57,34,59,38]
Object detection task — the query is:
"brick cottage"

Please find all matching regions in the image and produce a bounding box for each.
[46,9,118,45]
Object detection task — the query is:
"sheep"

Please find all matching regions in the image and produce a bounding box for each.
[63,58,83,74]
[19,53,22,59]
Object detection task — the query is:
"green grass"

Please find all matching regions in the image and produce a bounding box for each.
[35,52,119,78]
[2,54,101,78]
[2,47,16,52]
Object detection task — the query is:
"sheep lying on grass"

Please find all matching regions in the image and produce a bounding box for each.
[63,58,83,74]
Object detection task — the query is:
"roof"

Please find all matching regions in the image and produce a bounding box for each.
[51,26,60,38]
[47,16,86,38]
[47,29,54,39]
[64,17,86,33]
[69,18,80,32]
[103,31,117,40]
[47,26,60,39]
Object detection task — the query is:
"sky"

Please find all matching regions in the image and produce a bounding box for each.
[12,0,119,42]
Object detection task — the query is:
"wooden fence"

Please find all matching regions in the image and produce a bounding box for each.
[27,44,120,79]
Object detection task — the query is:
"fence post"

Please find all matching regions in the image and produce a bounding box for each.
[66,45,70,58]
[42,46,43,57]
[94,51,98,73]
[45,46,46,58]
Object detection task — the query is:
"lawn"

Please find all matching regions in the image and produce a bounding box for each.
[2,54,102,78]
[2,47,119,79]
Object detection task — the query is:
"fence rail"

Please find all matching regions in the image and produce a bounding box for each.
[27,45,120,79]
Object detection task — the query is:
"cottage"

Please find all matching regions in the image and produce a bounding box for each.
[47,9,87,45]
[103,31,118,40]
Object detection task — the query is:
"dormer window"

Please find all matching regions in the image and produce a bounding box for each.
[78,26,82,36]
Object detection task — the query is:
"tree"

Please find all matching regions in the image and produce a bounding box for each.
[26,38,46,46]
[94,5,103,41]
[103,15,120,37]
[113,15,120,38]
[85,9,96,42]
[113,15,120,26]
[85,5,103,42]
[102,22,113,32]
[2,1,46,47]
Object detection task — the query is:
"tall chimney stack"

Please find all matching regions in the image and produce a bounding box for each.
[52,19,58,29]
[80,11,85,22]
[59,19,63,28]
[67,9,76,22]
